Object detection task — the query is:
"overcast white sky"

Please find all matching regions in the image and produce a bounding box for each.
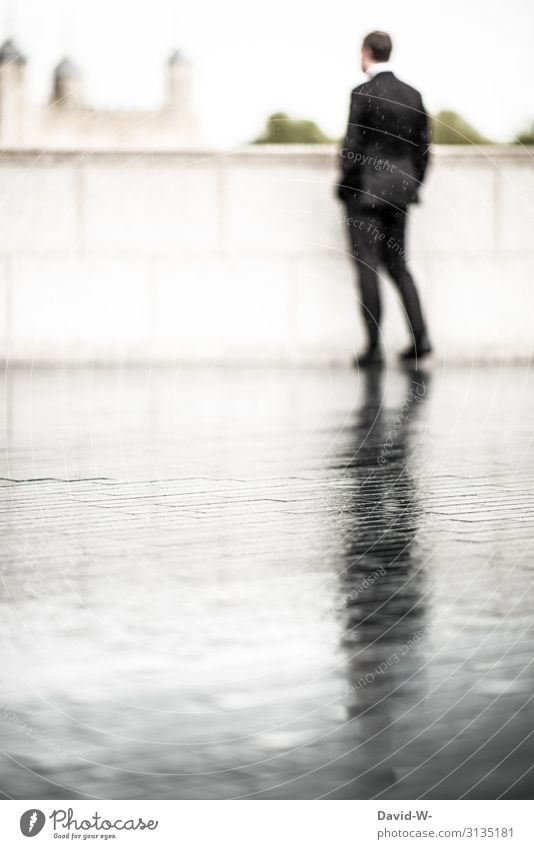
[3,0,533,146]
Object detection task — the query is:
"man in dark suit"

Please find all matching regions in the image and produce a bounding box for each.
[337,31,431,365]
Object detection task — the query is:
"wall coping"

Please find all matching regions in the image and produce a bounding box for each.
[0,144,532,165]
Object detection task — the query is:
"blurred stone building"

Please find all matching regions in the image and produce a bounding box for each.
[0,38,198,149]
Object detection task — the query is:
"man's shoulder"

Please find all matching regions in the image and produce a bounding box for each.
[351,81,371,96]
[349,75,424,108]
[352,75,421,97]
[350,81,373,104]
[385,74,423,103]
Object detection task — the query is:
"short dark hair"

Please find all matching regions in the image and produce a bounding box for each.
[362,31,392,62]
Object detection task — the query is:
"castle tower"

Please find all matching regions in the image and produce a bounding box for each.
[167,50,192,114]
[51,58,83,108]
[0,38,28,146]
[166,49,197,144]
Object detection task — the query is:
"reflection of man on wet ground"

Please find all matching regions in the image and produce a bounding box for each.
[335,367,431,797]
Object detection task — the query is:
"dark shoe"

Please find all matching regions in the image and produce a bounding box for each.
[352,346,384,368]
[399,337,432,362]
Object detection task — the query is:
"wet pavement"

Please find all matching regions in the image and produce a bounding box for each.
[1,364,534,799]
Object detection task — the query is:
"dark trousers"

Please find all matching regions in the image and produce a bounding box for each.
[344,200,427,349]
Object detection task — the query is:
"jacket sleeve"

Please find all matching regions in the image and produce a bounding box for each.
[413,96,430,186]
[336,87,366,198]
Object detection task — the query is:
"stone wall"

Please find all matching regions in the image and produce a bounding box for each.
[0,145,532,364]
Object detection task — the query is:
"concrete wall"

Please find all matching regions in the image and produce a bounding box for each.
[0,146,532,364]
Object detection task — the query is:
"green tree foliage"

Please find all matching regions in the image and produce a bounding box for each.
[253,112,333,144]
[514,122,534,145]
[432,110,492,144]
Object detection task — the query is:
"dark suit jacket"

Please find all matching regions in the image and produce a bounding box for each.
[337,71,430,209]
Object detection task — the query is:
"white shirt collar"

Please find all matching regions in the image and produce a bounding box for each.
[366,62,393,80]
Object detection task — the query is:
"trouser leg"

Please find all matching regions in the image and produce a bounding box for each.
[345,203,383,349]
[381,208,428,343]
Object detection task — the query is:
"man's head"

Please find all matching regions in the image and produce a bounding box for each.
[361,31,392,72]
